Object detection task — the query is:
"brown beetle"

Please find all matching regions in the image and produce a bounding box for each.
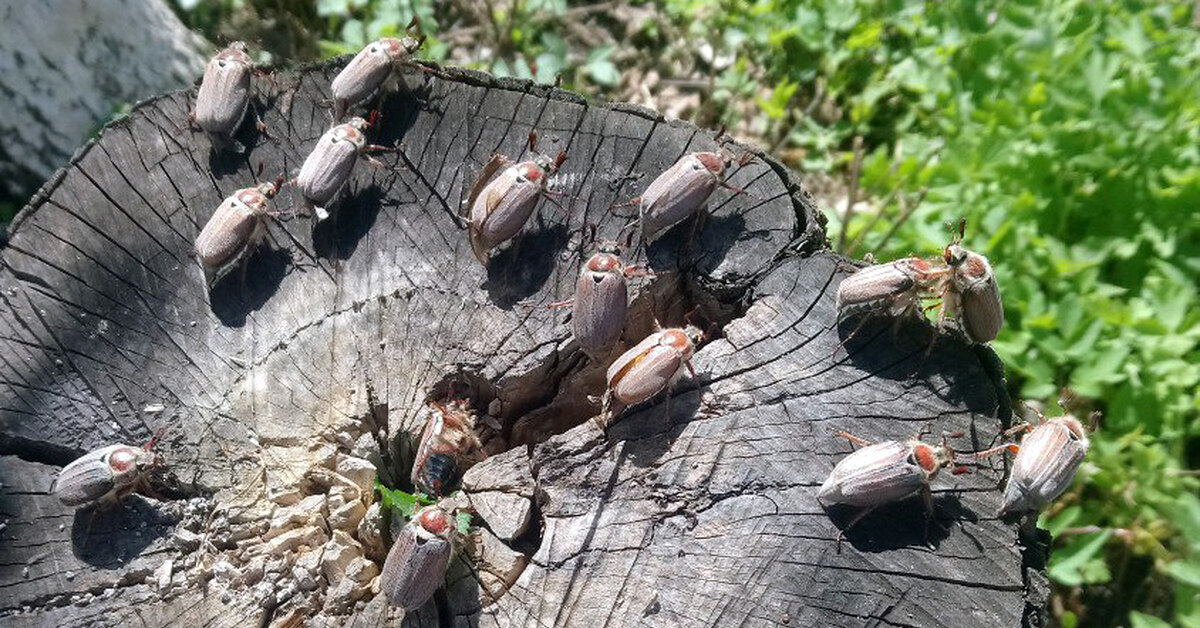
[380,504,457,610]
[194,176,285,284]
[411,400,486,497]
[191,42,254,153]
[601,325,702,422]
[330,19,425,121]
[465,132,568,264]
[939,220,1003,343]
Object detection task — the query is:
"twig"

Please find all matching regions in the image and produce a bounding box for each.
[846,141,943,256]
[836,135,864,252]
[873,186,928,253]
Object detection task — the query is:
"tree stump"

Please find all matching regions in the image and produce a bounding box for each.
[0,60,1047,627]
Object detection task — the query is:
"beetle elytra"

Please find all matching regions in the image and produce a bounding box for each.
[466,132,568,264]
[191,42,254,153]
[380,504,457,610]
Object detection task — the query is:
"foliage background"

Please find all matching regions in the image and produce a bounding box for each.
[11,0,1191,626]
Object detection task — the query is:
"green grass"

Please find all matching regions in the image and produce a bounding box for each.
[171,1,1200,625]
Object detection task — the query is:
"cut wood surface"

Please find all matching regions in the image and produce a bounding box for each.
[0,59,1047,627]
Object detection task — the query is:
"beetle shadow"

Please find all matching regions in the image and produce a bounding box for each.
[836,314,941,381]
[205,143,245,177]
[71,497,176,567]
[311,184,386,261]
[610,384,705,468]
[207,244,290,327]
[825,492,970,553]
[371,88,423,148]
[483,221,569,310]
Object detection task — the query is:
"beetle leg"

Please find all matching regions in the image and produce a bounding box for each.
[835,505,879,554]
[974,443,1020,458]
[544,299,573,310]
[1003,422,1034,436]
[718,180,746,196]
[834,430,872,448]
[684,359,697,379]
[920,484,935,547]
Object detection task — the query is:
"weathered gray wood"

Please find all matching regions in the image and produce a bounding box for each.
[0,58,1044,627]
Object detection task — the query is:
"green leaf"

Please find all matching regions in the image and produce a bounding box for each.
[586,46,619,86]
[455,511,472,535]
[1129,611,1173,628]
[1165,561,1200,589]
[1048,530,1112,587]
[317,0,350,17]
[374,479,432,519]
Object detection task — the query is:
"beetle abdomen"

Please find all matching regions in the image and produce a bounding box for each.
[412,452,457,496]
[573,272,627,357]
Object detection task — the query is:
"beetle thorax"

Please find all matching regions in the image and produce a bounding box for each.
[693,152,725,176]
[234,189,268,214]
[517,162,544,183]
[416,507,455,541]
[1057,416,1090,449]
[333,124,367,146]
[911,442,950,479]
[377,37,408,61]
[215,44,251,67]
[658,329,695,358]
[585,252,622,274]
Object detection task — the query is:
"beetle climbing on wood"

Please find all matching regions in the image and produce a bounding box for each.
[975,404,1091,516]
[939,219,1004,344]
[294,112,397,221]
[465,131,568,265]
[411,399,487,497]
[545,229,648,360]
[819,430,967,550]
[195,175,286,286]
[190,42,259,154]
[628,129,753,242]
[330,18,426,121]
[600,324,704,423]
[380,504,458,610]
[53,430,163,509]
